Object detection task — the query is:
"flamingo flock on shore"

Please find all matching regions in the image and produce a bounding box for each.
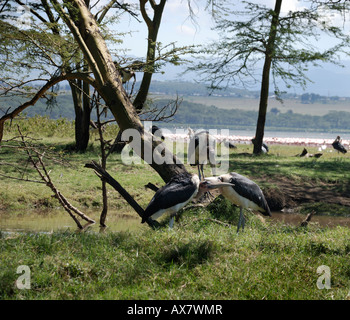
[161,131,349,150]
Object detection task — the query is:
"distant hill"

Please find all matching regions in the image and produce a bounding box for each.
[150,60,350,98]
[150,98,350,133]
[1,80,349,133]
[146,80,257,98]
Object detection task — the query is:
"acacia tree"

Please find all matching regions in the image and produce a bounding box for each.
[1,0,189,152]
[1,0,186,181]
[191,0,350,154]
[0,0,132,151]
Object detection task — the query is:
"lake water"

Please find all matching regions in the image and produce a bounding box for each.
[0,209,144,234]
[232,130,350,141]
[160,127,350,149]
[270,212,350,228]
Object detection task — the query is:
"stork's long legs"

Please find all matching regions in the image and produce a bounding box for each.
[200,164,204,180]
[237,207,245,234]
[197,164,207,181]
[197,165,202,182]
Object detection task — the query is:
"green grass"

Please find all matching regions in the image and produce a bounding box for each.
[1,213,350,300]
[1,117,350,300]
[1,139,349,213]
[229,149,350,183]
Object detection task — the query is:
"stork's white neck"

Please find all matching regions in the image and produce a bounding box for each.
[191,174,202,200]
[191,174,200,187]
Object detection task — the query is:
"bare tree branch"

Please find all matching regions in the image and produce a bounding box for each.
[0,72,97,143]
[139,96,182,122]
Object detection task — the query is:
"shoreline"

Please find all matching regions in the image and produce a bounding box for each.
[164,133,349,148]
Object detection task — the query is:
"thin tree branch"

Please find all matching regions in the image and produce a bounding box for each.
[139,0,152,28]
[14,0,49,24]
[0,172,45,184]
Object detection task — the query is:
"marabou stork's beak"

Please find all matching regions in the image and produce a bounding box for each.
[201,178,234,189]
[196,178,234,200]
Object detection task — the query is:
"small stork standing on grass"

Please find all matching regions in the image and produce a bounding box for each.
[222,138,237,149]
[332,136,347,154]
[252,137,269,153]
[262,142,269,154]
[141,172,234,228]
[205,172,271,233]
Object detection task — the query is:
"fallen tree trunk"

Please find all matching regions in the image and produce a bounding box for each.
[85,160,157,229]
[300,211,314,227]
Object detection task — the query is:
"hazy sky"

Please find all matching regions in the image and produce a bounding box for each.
[115,0,349,58]
[110,0,349,96]
[116,0,216,58]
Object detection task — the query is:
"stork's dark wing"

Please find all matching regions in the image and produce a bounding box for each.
[262,143,269,152]
[143,177,197,220]
[229,173,271,216]
[332,141,347,153]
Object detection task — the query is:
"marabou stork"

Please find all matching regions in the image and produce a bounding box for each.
[332,136,347,154]
[262,142,269,153]
[188,129,216,181]
[221,138,237,149]
[205,172,271,233]
[142,172,234,228]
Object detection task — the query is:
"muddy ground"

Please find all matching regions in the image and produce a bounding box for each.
[261,175,350,212]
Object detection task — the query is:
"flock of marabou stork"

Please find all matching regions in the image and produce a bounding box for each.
[140,126,348,233]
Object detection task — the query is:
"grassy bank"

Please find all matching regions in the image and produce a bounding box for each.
[1,212,350,300]
[1,117,350,300]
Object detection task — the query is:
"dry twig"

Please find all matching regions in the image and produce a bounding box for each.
[12,126,95,229]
